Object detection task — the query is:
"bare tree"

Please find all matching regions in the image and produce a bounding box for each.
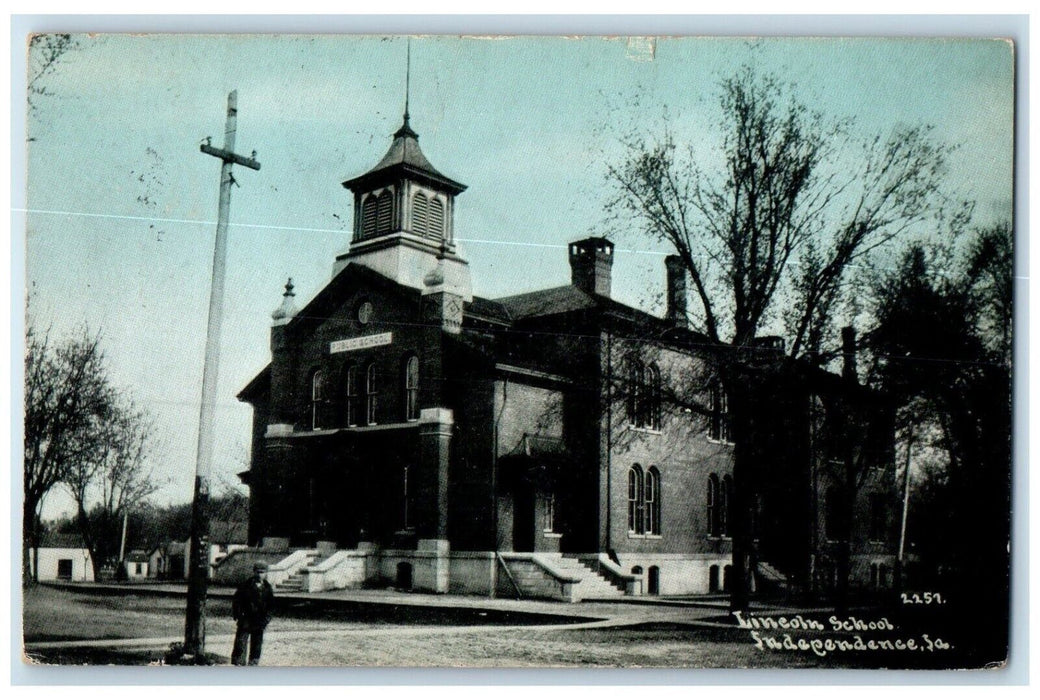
[23,323,112,583]
[606,66,958,610]
[27,34,81,140]
[64,399,160,579]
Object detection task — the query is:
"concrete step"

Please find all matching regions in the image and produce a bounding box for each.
[570,558,626,594]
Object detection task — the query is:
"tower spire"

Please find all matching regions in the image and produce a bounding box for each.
[404,37,411,124]
[395,38,417,139]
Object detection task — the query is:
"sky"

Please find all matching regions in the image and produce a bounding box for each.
[21,35,1014,519]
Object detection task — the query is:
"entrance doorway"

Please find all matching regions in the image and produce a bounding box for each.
[648,566,660,595]
[512,488,535,551]
[396,562,413,590]
[57,559,73,580]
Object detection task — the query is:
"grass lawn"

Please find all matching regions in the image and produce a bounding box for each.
[23,585,239,643]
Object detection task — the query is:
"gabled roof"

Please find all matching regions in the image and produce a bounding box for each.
[37,532,86,549]
[239,264,423,403]
[237,364,270,403]
[342,115,467,195]
[496,285,595,320]
[464,295,511,324]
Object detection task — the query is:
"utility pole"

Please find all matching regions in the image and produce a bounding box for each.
[118,512,128,563]
[184,90,260,660]
[897,425,915,587]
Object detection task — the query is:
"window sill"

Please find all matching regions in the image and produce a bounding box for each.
[542,531,562,539]
[706,535,733,541]
[707,437,735,446]
[627,424,662,435]
[628,532,662,539]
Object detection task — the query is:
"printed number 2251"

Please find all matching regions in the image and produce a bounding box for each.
[901,592,944,605]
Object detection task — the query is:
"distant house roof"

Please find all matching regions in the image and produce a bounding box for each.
[37,532,87,549]
[126,550,150,563]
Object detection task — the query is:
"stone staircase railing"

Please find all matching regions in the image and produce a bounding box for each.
[498,553,582,602]
[592,553,643,596]
[300,550,370,592]
[268,549,317,588]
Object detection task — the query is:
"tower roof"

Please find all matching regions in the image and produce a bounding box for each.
[342,114,467,195]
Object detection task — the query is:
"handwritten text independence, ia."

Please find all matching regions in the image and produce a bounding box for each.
[732,612,952,658]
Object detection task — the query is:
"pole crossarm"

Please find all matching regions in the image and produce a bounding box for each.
[200,143,261,171]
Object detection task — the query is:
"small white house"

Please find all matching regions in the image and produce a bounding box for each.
[124,550,150,580]
[29,533,94,583]
[147,544,168,579]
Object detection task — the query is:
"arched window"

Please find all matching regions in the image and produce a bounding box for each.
[720,475,733,537]
[645,467,661,535]
[344,365,358,427]
[361,194,378,238]
[404,355,419,421]
[626,357,641,424]
[628,464,645,534]
[429,197,444,238]
[635,362,648,426]
[365,363,378,426]
[626,357,661,430]
[412,192,429,235]
[375,190,393,235]
[709,381,732,443]
[647,363,662,430]
[707,473,720,537]
[310,369,324,430]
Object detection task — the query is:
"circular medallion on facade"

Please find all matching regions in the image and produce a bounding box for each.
[357,301,374,325]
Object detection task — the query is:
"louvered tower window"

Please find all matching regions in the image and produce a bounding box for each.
[429,197,444,238]
[412,192,429,235]
[361,195,378,238]
[375,191,393,234]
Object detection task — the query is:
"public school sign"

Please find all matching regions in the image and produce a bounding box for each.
[330,332,392,354]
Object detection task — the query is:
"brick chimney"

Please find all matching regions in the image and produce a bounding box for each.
[664,255,687,328]
[569,237,613,298]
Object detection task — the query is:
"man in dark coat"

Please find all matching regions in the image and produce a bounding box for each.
[231,562,275,665]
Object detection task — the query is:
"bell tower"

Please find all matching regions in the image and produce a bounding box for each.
[334,59,471,301]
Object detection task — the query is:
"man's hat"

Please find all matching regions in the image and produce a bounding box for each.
[253,562,269,573]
